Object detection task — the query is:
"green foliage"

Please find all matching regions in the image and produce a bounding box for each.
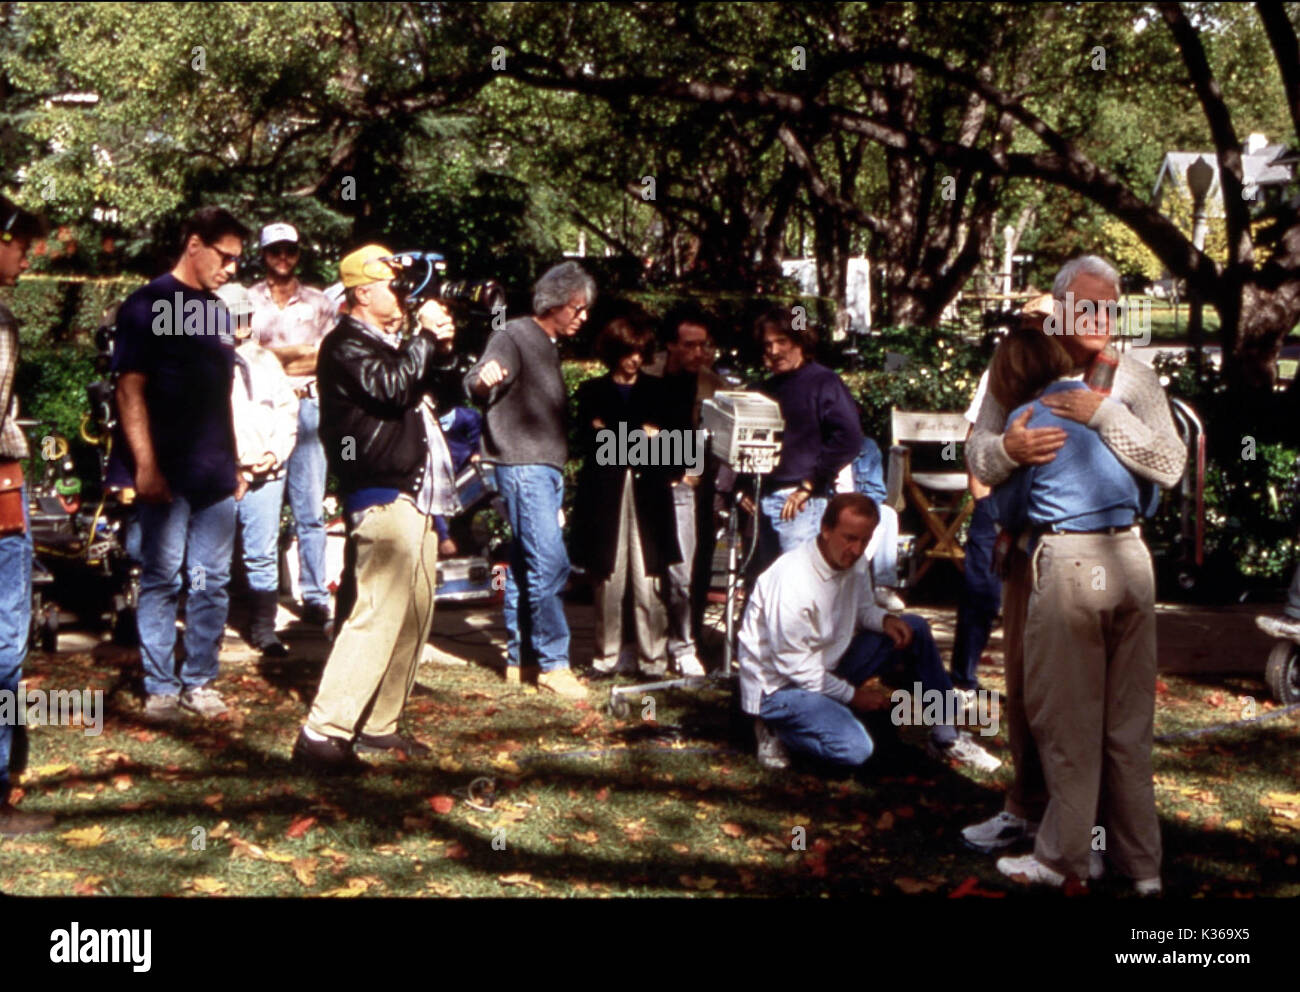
[841,327,994,443]
[1151,351,1300,586]
[2,277,143,346]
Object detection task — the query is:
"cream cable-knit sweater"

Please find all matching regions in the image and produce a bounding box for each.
[966,353,1187,491]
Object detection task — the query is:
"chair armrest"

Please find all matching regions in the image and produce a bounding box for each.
[885,445,910,512]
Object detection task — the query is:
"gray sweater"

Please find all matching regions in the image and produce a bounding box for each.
[464,316,568,470]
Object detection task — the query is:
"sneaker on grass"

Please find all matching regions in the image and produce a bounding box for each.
[754,718,791,770]
[997,853,1066,887]
[927,732,1001,772]
[143,693,183,724]
[179,685,229,719]
[960,811,1039,853]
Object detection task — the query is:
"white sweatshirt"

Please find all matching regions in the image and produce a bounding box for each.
[738,538,888,715]
[232,338,299,482]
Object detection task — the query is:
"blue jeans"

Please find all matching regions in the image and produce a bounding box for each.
[496,464,570,672]
[0,486,31,803]
[950,496,1003,689]
[758,613,957,766]
[136,493,236,697]
[756,488,827,575]
[235,476,286,593]
[287,396,329,609]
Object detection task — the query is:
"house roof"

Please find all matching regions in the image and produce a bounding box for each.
[1152,145,1295,217]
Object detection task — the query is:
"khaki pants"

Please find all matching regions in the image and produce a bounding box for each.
[593,471,667,667]
[1024,530,1161,881]
[307,499,439,741]
[1001,548,1048,821]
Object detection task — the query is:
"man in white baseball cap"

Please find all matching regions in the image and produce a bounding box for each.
[247,222,338,632]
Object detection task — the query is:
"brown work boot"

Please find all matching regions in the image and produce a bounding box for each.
[537,666,587,699]
[0,802,55,837]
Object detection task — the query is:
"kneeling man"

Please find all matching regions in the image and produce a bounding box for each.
[738,493,998,772]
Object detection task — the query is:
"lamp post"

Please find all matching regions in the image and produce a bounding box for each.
[1185,155,1214,373]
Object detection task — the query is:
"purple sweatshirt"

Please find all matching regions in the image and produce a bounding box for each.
[759,361,864,492]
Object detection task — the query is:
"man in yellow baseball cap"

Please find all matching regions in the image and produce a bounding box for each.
[292,243,460,772]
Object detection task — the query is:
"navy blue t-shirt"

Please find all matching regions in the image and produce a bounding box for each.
[107,273,237,499]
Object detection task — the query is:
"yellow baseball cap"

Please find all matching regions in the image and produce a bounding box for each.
[339,244,396,289]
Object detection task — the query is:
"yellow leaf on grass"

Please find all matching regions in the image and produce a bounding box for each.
[498,872,545,890]
[721,822,745,838]
[572,830,600,845]
[28,763,72,778]
[1225,819,1244,831]
[188,877,227,894]
[61,825,108,849]
[437,756,463,773]
[321,877,373,898]
[152,837,184,851]
[291,857,318,887]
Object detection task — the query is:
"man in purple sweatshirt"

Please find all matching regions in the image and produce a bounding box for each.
[749,307,864,578]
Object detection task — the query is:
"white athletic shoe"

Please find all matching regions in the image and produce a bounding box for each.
[961,811,1039,853]
[997,853,1066,887]
[754,718,791,770]
[676,654,706,677]
[1134,876,1163,896]
[929,732,1001,773]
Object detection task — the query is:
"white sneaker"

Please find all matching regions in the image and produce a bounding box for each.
[592,652,638,675]
[1134,876,1163,896]
[997,853,1066,887]
[1256,614,1300,640]
[875,587,906,613]
[961,811,1039,853]
[929,732,1001,773]
[675,654,706,677]
[179,685,229,719]
[754,718,790,770]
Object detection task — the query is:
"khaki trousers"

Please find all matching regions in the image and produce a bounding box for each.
[1001,548,1049,821]
[593,471,667,667]
[1023,530,1161,881]
[307,499,439,741]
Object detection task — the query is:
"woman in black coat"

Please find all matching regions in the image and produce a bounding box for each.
[572,315,681,676]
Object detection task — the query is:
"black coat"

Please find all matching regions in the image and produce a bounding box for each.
[317,314,457,495]
[570,374,682,581]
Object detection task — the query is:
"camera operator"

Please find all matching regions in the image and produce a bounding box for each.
[0,196,49,836]
[292,245,458,773]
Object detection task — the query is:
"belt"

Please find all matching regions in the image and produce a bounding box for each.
[294,382,317,400]
[1038,523,1137,537]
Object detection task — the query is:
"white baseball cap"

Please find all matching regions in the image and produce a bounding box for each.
[260,222,299,249]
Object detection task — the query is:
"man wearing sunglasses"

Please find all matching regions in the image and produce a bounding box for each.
[109,206,249,725]
[248,223,338,632]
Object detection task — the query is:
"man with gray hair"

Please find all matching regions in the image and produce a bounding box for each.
[959,254,1185,891]
[465,261,595,699]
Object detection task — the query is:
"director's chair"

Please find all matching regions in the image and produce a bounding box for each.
[884,409,973,584]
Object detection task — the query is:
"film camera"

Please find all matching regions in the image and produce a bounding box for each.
[383,251,506,316]
[700,391,785,474]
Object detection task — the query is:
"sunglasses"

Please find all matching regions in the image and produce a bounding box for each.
[205,242,241,268]
[265,243,300,257]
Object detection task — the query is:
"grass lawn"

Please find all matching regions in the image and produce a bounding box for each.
[2,618,1298,898]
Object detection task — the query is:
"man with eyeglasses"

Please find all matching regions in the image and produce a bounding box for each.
[643,306,727,676]
[109,206,249,724]
[248,223,338,632]
[465,261,595,699]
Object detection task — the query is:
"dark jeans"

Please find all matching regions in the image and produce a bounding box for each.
[759,613,956,766]
[950,495,1002,690]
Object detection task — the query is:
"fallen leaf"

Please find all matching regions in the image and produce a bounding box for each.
[429,795,456,815]
[572,830,599,845]
[291,857,318,887]
[721,822,745,838]
[209,821,232,839]
[498,872,545,891]
[678,874,718,891]
[948,876,1005,899]
[875,812,895,831]
[321,877,371,898]
[72,876,105,896]
[594,787,610,802]
[112,775,133,792]
[187,877,227,895]
[444,842,469,860]
[152,837,184,851]
[61,825,109,849]
[286,816,318,840]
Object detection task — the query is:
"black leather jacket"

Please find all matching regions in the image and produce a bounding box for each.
[316,313,456,495]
